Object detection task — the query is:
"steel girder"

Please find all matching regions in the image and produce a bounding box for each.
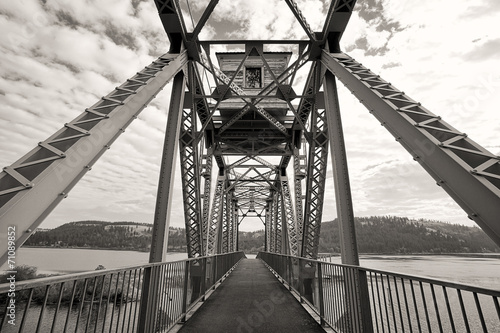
[301,65,329,259]
[178,63,204,258]
[273,189,283,253]
[221,189,232,253]
[293,147,306,254]
[323,71,360,265]
[280,174,299,256]
[206,173,226,255]
[232,200,239,251]
[0,52,187,264]
[201,150,213,255]
[322,51,500,248]
[265,201,272,252]
[150,70,187,263]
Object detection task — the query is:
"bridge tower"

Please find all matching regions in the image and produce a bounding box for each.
[1,1,500,331]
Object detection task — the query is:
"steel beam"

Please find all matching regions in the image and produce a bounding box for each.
[280,174,299,256]
[322,51,500,247]
[324,70,374,333]
[178,63,204,258]
[284,0,317,41]
[324,71,359,265]
[232,200,239,251]
[150,70,187,263]
[293,147,305,255]
[138,69,186,332]
[265,201,272,252]
[0,52,187,265]
[301,65,328,259]
[191,0,219,40]
[206,173,226,255]
[273,189,283,253]
[201,149,213,256]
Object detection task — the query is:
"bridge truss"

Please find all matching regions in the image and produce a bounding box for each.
[1,0,500,272]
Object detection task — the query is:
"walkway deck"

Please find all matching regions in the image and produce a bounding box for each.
[178,258,325,333]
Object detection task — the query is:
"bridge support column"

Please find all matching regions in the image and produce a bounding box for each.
[139,70,186,331]
[324,71,373,332]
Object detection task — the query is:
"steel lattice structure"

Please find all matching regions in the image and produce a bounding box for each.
[1,0,500,283]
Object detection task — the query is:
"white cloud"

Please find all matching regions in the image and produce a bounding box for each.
[0,0,498,237]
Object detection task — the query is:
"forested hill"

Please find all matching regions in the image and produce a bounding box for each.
[23,217,499,254]
[23,221,186,252]
[318,216,499,254]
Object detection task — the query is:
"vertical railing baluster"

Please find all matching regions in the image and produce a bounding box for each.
[182,261,189,322]
[387,274,397,331]
[124,268,134,332]
[409,280,421,333]
[131,269,141,333]
[19,288,34,332]
[380,273,391,333]
[94,275,106,333]
[369,272,380,333]
[400,278,413,333]
[63,280,78,332]
[126,269,137,333]
[442,286,456,333]
[36,285,51,333]
[102,273,114,333]
[51,282,66,333]
[318,262,325,326]
[109,272,120,333]
[473,292,488,332]
[392,276,404,333]
[494,296,500,321]
[76,278,89,332]
[456,289,471,333]
[430,283,443,333]
[116,271,127,333]
[0,297,7,330]
[85,276,98,333]
[419,281,432,333]
[375,273,385,333]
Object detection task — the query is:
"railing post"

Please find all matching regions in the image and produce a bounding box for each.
[189,259,204,304]
[181,261,190,322]
[201,257,207,301]
[138,266,159,333]
[299,259,316,304]
[318,262,326,326]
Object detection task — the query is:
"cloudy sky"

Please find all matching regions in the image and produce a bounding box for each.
[0,0,498,232]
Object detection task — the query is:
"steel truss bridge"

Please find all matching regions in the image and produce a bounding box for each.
[1,0,500,332]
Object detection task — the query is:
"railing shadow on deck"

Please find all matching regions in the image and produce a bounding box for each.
[0,251,245,333]
[257,252,500,333]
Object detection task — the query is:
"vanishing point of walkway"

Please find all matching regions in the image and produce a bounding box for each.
[178,258,324,333]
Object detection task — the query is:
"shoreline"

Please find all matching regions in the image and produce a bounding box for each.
[21,247,500,258]
[21,245,186,254]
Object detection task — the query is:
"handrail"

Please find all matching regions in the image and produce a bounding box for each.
[0,252,240,293]
[258,252,500,333]
[0,251,246,332]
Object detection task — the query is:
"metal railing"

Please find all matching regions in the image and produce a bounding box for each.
[0,251,245,333]
[258,252,500,333]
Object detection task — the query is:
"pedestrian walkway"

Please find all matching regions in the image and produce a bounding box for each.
[178,258,325,333]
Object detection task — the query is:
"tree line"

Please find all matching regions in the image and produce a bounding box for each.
[23,216,499,254]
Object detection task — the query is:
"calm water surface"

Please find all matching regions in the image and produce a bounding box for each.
[0,247,187,274]
[1,249,499,290]
[326,254,500,290]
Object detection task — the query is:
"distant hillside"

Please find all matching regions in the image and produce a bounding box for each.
[318,216,500,254]
[23,221,186,252]
[23,217,500,254]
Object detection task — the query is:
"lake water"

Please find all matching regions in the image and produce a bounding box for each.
[0,247,186,274]
[1,248,499,290]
